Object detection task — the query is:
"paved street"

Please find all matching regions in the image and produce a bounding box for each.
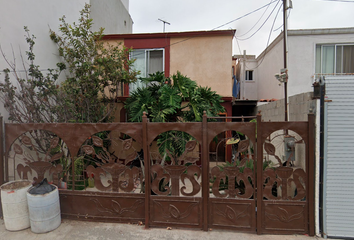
[0,218,323,240]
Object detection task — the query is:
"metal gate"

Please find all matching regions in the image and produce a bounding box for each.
[323,76,354,238]
[0,113,315,235]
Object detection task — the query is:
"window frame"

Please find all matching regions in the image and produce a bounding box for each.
[245,70,254,81]
[316,43,354,75]
[129,48,165,94]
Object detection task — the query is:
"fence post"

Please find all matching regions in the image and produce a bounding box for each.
[202,111,209,231]
[0,116,3,185]
[142,112,150,229]
[308,113,315,236]
[256,113,262,234]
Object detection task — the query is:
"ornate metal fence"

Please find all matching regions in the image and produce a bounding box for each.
[0,113,315,235]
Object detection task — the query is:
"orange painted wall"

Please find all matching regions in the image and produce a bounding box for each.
[170,35,233,97]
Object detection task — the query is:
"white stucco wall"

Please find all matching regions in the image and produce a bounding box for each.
[120,0,129,11]
[242,58,258,100]
[91,0,132,34]
[256,29,354,101]
[0,0,131,121]
[0,0,87,121]
[255,37,284,100]
[0,0,86,71]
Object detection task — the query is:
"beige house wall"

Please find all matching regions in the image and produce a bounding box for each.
[102,39,124,47]
[170,35,232,97]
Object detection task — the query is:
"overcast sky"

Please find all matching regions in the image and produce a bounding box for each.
[129,0,354,57]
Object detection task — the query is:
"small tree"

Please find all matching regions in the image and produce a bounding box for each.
[0,5,138,171]
[0,4,137,124]
[49,3,137,123]
[0,27,68,123]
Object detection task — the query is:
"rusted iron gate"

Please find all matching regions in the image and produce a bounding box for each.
[0,113,315,235]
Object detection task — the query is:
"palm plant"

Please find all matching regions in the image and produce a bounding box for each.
[125,71,225,164]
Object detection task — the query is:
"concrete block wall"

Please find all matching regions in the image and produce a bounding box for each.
[257,92,317,121]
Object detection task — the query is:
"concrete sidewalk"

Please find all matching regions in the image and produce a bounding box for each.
[0,219,322,240]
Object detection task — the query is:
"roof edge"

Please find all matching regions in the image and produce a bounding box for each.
[256,27,354,60]
[288,27,354,36]
[102,29,236,40]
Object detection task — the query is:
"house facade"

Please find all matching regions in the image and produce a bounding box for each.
[235,27,354,103]
[102,29,236,122]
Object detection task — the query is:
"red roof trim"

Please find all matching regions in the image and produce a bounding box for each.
[102,29,236,40]
[222,97,233,102]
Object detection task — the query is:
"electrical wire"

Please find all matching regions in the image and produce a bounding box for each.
[236,0,281,41]
[237,0,274,38]
[234,34,243,58]
[4,0,281,73]
[249,2,283,70]
[210,0,279,31]
[273,8,291,32]
[123,0,281,59]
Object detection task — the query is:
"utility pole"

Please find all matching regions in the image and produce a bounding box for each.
[283,0,288,121]
[158,18,170,33]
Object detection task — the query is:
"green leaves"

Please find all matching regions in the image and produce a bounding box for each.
[1,4,138,124]
[125,71,224,123]
[48,3,138,123]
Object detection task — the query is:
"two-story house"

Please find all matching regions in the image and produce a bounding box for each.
[101,29,236,122]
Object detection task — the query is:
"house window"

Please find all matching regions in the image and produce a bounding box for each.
[130,49,164,93]
[245,70,253,81]
[316,44,354,74]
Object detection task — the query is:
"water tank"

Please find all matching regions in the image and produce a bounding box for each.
[0,180,32,231]
[27,185,61,233]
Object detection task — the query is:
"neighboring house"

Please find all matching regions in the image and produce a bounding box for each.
[0,0,132,121]
[234,28,354,120]
[102,29,236,122]
[232,52,258,117]
[236,27,354,239]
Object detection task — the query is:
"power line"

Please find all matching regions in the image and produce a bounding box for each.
[273,8,291,32]
[129,0,280,59]
[166,0,279,48]
[249,2,283,70]
[4,1,281,74]
[236,0,281,41]
[210,0,279,31]
[237,0,274,38]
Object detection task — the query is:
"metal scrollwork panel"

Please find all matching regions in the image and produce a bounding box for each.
[150,164,201,196]
[80,132,142,193]
[263,167,306,201]
[210,139,255,199]
[9,130,70,186]
[149,136,201,197]
[262,133,307,201]
[210,165,254,199]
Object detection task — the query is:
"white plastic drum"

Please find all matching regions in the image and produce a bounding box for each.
[0,180,32,231]
[27,185,61,233]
